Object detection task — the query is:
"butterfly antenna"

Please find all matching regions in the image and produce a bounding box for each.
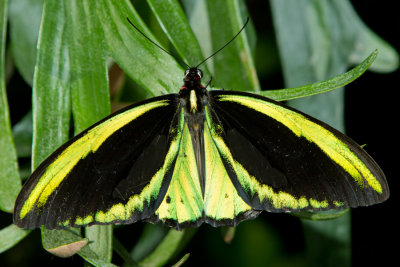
[126,17,190,69]
[195,17,250,68]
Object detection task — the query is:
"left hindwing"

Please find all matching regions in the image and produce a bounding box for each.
[14,95,182,229]
[207,91,389,212]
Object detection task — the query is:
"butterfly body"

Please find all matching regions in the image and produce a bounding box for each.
[14,66,389,230]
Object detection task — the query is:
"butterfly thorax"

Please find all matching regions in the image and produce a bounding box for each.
[179,67,207,115]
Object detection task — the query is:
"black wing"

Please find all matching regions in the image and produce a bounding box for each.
[206,90,388,212]
[14,94,182,229]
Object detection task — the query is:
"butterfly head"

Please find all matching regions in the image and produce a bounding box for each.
[182,67,203,90]
[184,67,203,82]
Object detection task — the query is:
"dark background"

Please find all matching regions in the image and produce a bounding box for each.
[344,1,398,266]
[2,1,398,266]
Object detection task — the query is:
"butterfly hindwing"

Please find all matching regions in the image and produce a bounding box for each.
[14,95,182,229]
[154,120,204,228]
[202,117,258,226]
[207,91,389,212]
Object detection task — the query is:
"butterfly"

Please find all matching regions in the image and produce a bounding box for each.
[13,18,389,230]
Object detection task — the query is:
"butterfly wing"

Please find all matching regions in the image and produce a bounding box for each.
[14,95,183,229]
[206,90,389,213]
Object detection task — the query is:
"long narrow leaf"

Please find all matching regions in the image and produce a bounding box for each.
[262,50,377,101]
[0,225,31,254]
[42,228,88,258]
[84,225,113,264]
[181,0,213,72]
[205,0,260,92]
[32,0,71,168]
[67,1,110,133]
[139,229,197,267]
[147,0,209,74]
[8,0,44,86]
[95,0,183,96]
[130,224,168,262]
[0,0,21,213]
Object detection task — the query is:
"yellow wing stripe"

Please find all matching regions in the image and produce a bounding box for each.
[218,95,383,194]
[204,106,346,210]
[212,134,331,209]
[20,100,170,220]
[69,108,185,226]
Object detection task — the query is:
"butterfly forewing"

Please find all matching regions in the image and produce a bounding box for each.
[14,95,182,229]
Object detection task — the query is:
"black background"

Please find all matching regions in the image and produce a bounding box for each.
[346,1,399,266]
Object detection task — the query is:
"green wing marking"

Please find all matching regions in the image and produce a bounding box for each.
[209,91,388,211]
[203,120,254,224]
[14,95,181,229]
[155,107,255,228]
[155,120,204,226]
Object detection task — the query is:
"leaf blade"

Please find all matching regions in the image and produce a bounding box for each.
[95,0,183,96]
[0,224,31,254]
[262,50,378,101]
[0,0,21,213]
[139,229,197,267]
[205,0,260,92]
[32,0,71,168]
[147,0,208,72]
[8,0,44,85]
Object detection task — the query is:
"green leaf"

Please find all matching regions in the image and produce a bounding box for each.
[147,0,209,73]
[78,246,119,267]
[262,50,378,101]
[42,228,88,258]
[205,0,260,92]
[42,228,118,266]
[171,253,190,267]
[131,223,168,262]
[128,224,197,267]
[293,209,350,221]
[0,0,21,213]
[139,228,197,267]
[181,0,212,70]
[0,224,31,254]
[32,0,71,168]
[335,0,399,73]
[8,0,44,86]
[94,0,183,96]
[67,1,110,134]
[85,225,113,263]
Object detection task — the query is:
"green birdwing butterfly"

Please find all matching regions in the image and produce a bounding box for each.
[13,19,389,230]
